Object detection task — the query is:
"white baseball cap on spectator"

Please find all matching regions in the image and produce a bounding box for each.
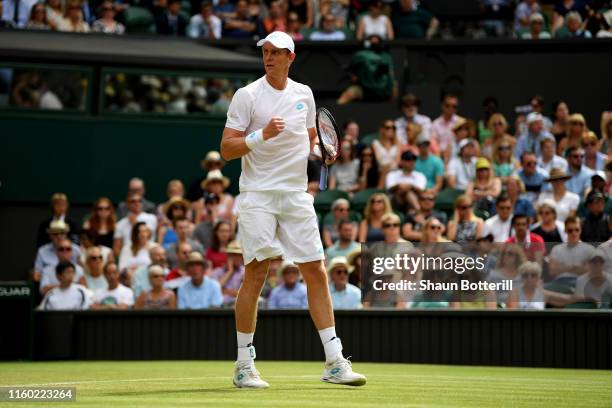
[256,31,295,53]
[529,13,544,23]
[526,112,543,125]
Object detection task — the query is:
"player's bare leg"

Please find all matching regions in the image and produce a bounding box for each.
[233,258,270,389]
[298,260,367,386]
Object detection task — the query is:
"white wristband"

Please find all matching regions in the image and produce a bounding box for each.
[245,129,265,151]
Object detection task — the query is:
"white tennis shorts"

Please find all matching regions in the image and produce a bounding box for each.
[236,190,325,265]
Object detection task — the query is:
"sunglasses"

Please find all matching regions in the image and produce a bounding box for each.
[493,122,504,127]
[429,225,442,230]
[521,273,538,278]
[458,205,472,210]
[361,152,373,157]
[497,206,512,211]
[97,206,110,211]
[128,199,141,204]
[566,228,580,233]
[525,161,536,166]
[571,154,584,159]
[444,103,458,109]
[383,223,400,228]
[371,199,384,204]
[151,274,164,278]
[383,125,396,130]
[539,210,552,215]
[585,142,597,147]
[334,269,349,275]
[420,197,434,202]
[88,256,103,261]
[58,247,72,251]
[334,208,349,212]
[499,145,511,151]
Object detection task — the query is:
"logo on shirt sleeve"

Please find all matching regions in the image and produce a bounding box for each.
[296,103,304,111]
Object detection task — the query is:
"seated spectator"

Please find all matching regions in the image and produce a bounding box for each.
[91,262,134,309]
[497,176,535,219]
[267,262,308,309]
[187,151,225,201]
[131,245,168,298]
[538,135,568,174]
[386,151,426,214]
[310,13,346,40]
[506,261,546,310]
[558,113,588,155]
[449,117,478,159]
[555,11,592,38]
[206,220,231,268]
[358,193,392,243]
[117,178,156,219]
[177,252,223,309]
[158,199,193,247]
[395,93,432,146]
[326,219,360,261]
[487,244,527,305]
[38,261,92,310]
[483,114,513,160]
[520,12,551,39]
[119,222,155,273]
[465,158,502,215]
[2,0,38,28]
[40,238,85,295]
[286,11,305,40]
[574,250,612,305]
[506,214,545,262]
[446,139,477,191]
[357,145,384,189]
[529,95,554,131]
[27,2,51,29]
[195,170,234,222]
[287,0,313,28]
[515,112,552,159]
[262,0,286,34]
[83,197,116,249]
[403,190,447,241]
[482,194,514,242]
[113,192,158,256]
[381,212,408,244]
[36,192,79,248]
[337,35,395,104]
[491,135,519,181]
[415,133,444,192]
[372,119,401,173]
[327,256,362,309]
[391,0,438,39]
[550,101,570,144]
[565,146,594,197]
[538,168,580,222]
[166,241,192,287]
[135,265,177,309]
[518,152,549,204]
[322,198,357,248]
[318,0,348,29]
[156,179,192,228]
[581,191,610,243]
[212,0,234,20]
[596,9,612,38]
[211,241,244,306]
[531,200,567,243]
[57,0,90,32]
[188,1,221,39]
[45,0,67,30]
[34,220,81,283]
[446,195,484,243]
[78,229,113,265]
[92,1,125,34]
[514,0,542,33]
[193,193,220,251]
[432,94,462,163]
[83,246,109,296]
[356,0,393,41]
[223,0,261,38]
[476,97,499,146]
[164,217,202,268]
[582,132,606,171]
[156,0,187,36]
[329,140,360,193]
[420,217,448,243]
[548,216,596,288]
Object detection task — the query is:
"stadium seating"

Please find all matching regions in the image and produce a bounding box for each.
[313,190,349,213]
[351,188,386,213]
[123,7,156,34]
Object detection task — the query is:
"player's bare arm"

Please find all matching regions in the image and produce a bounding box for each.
[220,117,286,161]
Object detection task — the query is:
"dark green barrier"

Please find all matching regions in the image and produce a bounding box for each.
[0,282,33,360]
[0,113,241,204]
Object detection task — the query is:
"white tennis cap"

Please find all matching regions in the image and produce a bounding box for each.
[256,31,295,53]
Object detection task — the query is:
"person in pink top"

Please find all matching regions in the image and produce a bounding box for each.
[431,93,461,163]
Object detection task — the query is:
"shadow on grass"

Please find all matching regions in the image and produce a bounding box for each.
[104,386,357,397]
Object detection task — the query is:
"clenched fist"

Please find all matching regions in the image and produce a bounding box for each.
[263,116,285,140]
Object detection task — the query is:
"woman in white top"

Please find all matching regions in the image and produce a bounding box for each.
[356,0,394,41]
[329,140,360,193]
[119,222,154,273]
[57,0,90,33]
[372,119,401,173]
[537,168,579,222]
[507,262,545,310]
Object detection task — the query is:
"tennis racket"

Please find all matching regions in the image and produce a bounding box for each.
[316,107,341,191]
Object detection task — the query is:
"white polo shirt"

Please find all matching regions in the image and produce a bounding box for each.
[483,215,513,242]
[385,169,427,191]
[225,76,316,192]
[39,284,93,310]
[114,212,158,245]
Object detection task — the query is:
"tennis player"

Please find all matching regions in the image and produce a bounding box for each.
[220,31,366,389]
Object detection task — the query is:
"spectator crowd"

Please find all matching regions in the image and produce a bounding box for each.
[1,0,611,39]
[33,92,612,312]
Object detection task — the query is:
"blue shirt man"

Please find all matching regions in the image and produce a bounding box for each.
[328,256,362,309]
[177,253,222,309]
[267,262,308,309]
[518,152,549,203]
[515,112,552,160]
[565,146,593,197]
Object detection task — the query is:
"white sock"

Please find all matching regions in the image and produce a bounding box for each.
[237,331,254,348]
[319,327,343,363]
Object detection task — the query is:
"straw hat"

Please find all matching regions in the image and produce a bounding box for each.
[186,251,207,266]
[453,116,468,132]
[326,256,354,274]
[200,150,224,169]
[47,219,70,234]
[278,261,299,277]
[545,168,571,182]
[201,169,230,189]
[226,240,243,255]
[346,248,362,267]
[163,196,191,216]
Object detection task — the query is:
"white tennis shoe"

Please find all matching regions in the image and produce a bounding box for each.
[233,361,269,389]
[321,357,367,386]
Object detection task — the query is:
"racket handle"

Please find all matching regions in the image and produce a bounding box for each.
[319,165,328,191]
